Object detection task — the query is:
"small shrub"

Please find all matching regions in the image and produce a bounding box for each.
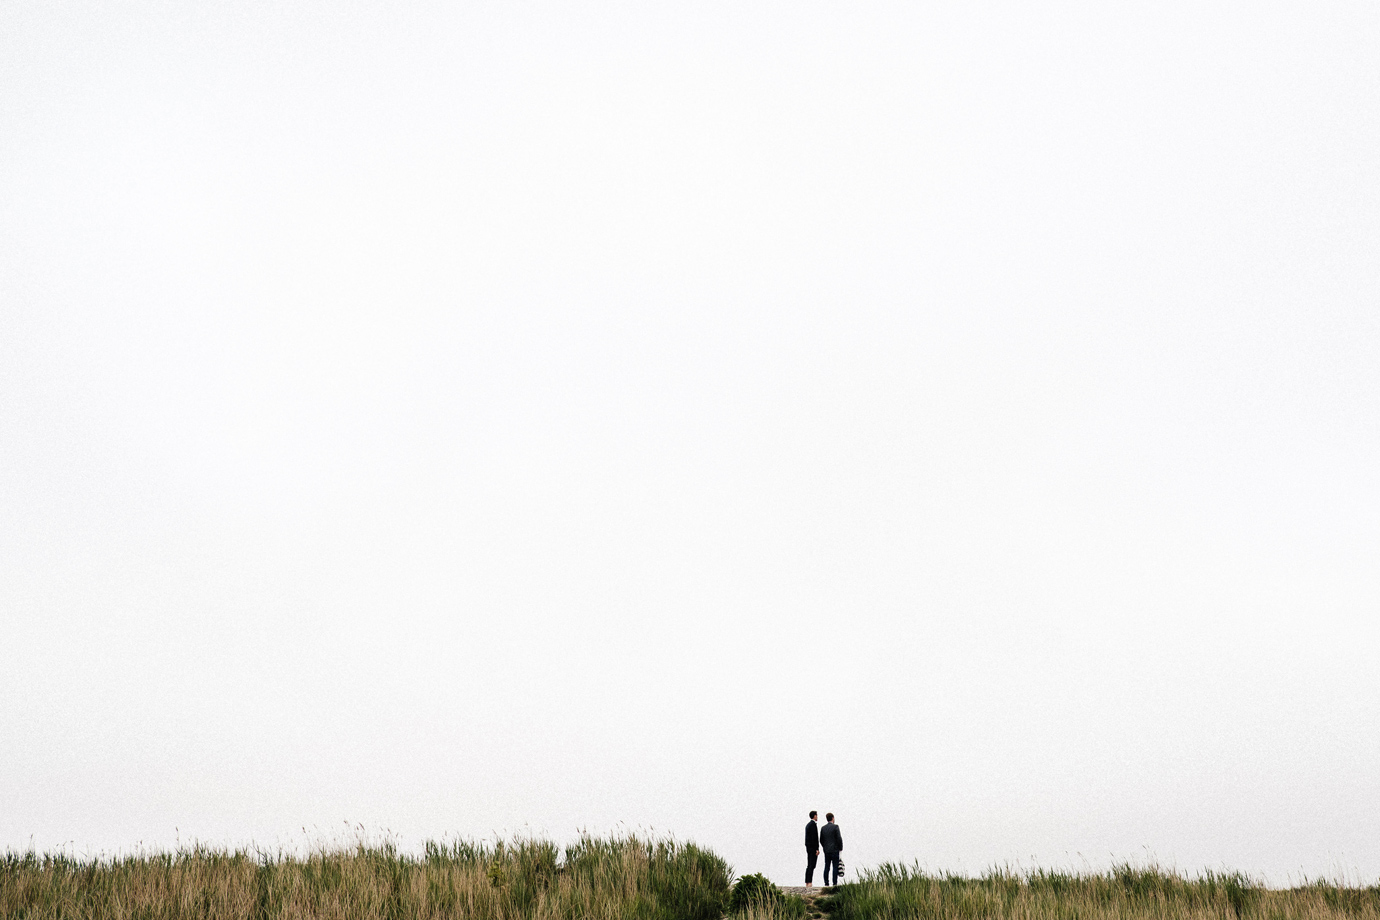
[729,873,807,918]
[731,874,779,913]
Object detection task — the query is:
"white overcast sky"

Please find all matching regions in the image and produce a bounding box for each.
[2,0,1378,887]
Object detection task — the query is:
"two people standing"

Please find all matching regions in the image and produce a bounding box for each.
[804,810,843,888]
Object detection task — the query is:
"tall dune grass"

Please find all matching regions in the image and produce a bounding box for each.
[819,864,1380,920]
[0,833,731,920]
[10,839,1380,920]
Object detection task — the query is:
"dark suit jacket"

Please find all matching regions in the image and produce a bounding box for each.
[820,822,843,854]
[805,820,819,851]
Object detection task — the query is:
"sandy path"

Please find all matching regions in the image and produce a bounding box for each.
[779,885,831,918]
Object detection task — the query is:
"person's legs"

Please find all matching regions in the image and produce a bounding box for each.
[805,850,817,885]
[823,853,838,886]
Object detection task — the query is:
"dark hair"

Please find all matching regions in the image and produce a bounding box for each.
[826,812,834,822]
[809,811,817,819]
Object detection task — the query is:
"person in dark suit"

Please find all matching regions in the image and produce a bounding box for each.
[805,811,820,887]
[820,812,843,887]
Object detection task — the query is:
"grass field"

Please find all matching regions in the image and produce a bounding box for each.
[0,834,732,920]
[817,864,1380,920]
[5,837,1379,920]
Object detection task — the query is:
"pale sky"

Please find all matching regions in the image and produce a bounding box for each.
[2,0,1378,886]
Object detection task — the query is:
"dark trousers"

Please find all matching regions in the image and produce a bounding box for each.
[823,851,840,886]
[805,850,818,884]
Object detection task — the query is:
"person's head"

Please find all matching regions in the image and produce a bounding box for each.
[809,811,817,820]
[826,812,834,822]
